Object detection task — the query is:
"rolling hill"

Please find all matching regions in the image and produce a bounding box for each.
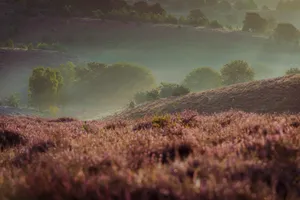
[114,74,300,119]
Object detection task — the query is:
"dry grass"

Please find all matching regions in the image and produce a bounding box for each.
[0,110,300,199]
[115,74,300,120]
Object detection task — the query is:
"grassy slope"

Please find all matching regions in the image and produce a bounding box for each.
[115,74,300,119]
[1,111,300,199]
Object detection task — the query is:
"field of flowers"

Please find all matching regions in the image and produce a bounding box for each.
[0,110,300,200]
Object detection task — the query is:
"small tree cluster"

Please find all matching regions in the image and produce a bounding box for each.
[28,67,63,110]
[285,68,300,75]
[0,93,20,108]
[134,83,190,104]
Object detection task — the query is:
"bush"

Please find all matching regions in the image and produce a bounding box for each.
[159,82,190,98]
[5,39,14,48]
[220,60,255,86]
[187,9,209,26]
[0,93,20,108]
[183,67,222,92]
[207,20,223,29]
[133,89,159,104]
[27,43,34,50]
[285,68,300,75]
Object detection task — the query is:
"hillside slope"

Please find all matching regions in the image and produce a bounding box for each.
[115,74,300,119]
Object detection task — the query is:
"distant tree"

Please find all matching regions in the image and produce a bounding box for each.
[217,1,232,11]
[272,23,300,45]
[149,3,166,15]
[187,9,209,25]
[183,67,222,91]
[242,12,268,33]
[262,5,270,10]
[29,67,64,110]
[285,68,300,75]
[208,20,223,29]
[159,82,190,98]
[221,60,255,85]
[234,0,258,10]
[1,93,20,108]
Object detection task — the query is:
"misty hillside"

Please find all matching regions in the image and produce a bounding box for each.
[115,74,300,119]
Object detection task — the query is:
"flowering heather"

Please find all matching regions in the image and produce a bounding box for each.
[0,110,300,200]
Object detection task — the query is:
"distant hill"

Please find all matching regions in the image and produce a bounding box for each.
[114,74,300,119]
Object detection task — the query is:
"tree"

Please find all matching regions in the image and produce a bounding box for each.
[272,23,300,45]
[242,12,268,33]
[285,68,300,75]
[159,82,190,98]
[220,60,255,86]
[234,0,258,10]
[182,67,222,91]
[29,67,63,110]
[187,9,209,25]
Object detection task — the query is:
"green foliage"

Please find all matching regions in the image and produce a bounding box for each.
[187,9,209,26]
[234,0,258,10]
[159,82,190,98]
[272,23,300,45]
[5,39,14,48]
[208,20,223,29]
[133,88,160,104]
[242,12,268,33]
[221,60,255,86]
[36,42,66,52]
[183,67,222,92]
[285,68,300,75]
[27,43,34,50]
[0,93,20,108]
[29,67,64,110]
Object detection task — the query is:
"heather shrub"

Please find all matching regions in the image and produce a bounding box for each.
[285,67,300,75]
[159,82,190,98]
[183,67,222,92]
[221,60,255,86]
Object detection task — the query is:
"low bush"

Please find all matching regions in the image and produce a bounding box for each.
[285,67,300,75]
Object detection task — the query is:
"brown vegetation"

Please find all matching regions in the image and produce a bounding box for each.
[0,110,300,199]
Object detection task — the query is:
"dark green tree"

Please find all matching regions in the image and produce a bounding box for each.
[242,12,268,33]
[28,67,63,110]
[183,67,222,91]
[221,60,255,86]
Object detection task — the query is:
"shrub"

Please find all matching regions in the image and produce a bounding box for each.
[183,67,222,92]
[29,67,64,110]
[208,20,223,29]
[0,93,20,108]
[27,43,34,50]
[134,89,160,104]
[5,39,14,48]
[220,60,255,86]
[159,82,190,98]
[285,68,300,75]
